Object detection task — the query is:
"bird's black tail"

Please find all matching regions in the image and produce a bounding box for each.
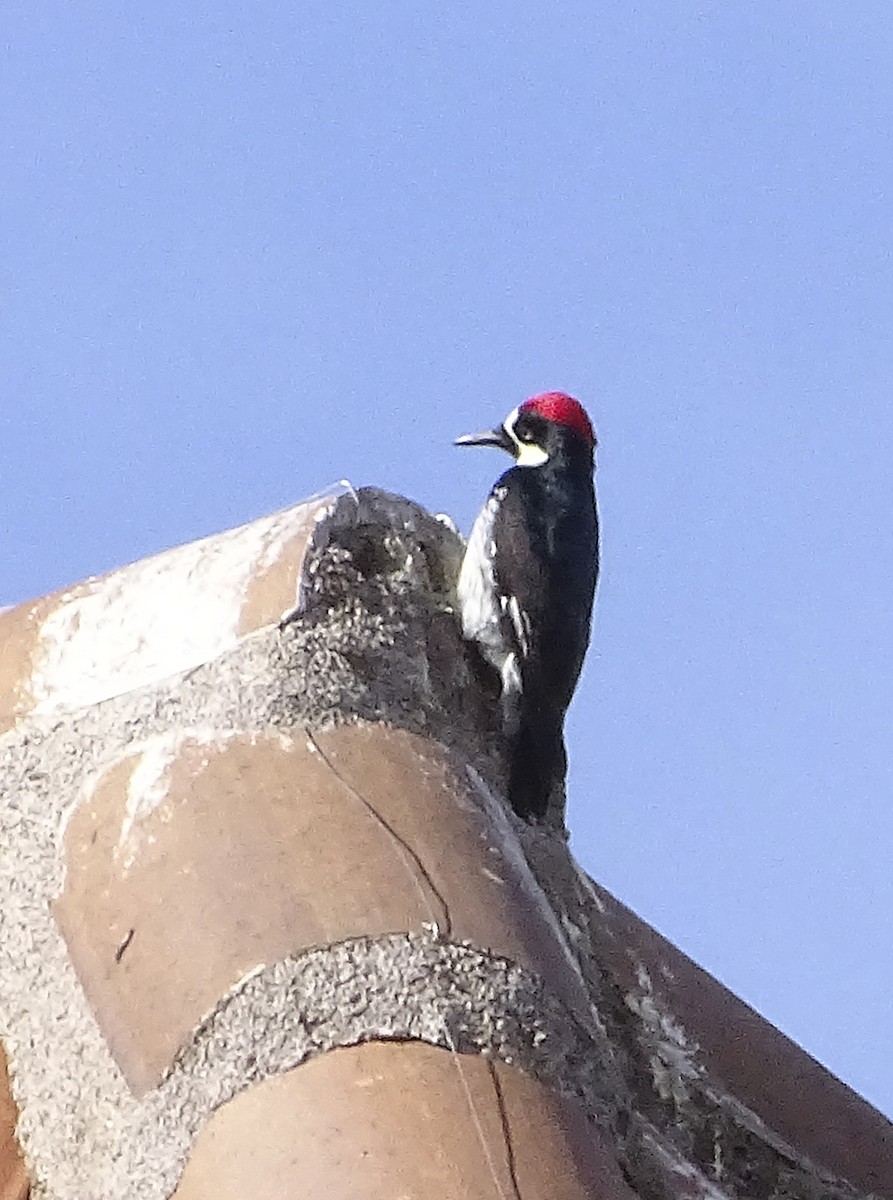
[504,695,567,820]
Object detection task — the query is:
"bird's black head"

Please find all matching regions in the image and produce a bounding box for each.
[455,391,596,471]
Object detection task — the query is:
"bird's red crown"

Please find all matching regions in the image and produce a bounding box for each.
[520,392,595,446]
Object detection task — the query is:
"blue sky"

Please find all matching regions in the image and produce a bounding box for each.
[3,3,892,1121]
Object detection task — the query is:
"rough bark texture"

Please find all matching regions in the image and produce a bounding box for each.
[0,487,890,1199]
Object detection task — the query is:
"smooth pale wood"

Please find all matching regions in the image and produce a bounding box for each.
[54,726,590,1094]
[0,494,334,734]
[172,1041,635,1200]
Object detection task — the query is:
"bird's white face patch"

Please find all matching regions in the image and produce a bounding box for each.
[515,442,549,467]
[504,406,549,468]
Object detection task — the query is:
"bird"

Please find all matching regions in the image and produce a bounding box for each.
[455,391,599,819]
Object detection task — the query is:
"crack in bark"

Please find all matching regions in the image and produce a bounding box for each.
[305,729,523,1200]
[489,1059,524,1200]
[304,726,453,939]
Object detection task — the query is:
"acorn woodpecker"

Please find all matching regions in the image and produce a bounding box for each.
[455,392,599,819]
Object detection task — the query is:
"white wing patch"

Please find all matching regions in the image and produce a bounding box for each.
[501,650,522,695]
[457,489,502,659]
[458,484,530,696]
[503,594,531,658]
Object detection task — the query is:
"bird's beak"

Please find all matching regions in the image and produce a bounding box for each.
[454,426,514,454]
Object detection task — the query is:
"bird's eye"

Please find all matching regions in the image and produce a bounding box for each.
[518,425,534,442]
